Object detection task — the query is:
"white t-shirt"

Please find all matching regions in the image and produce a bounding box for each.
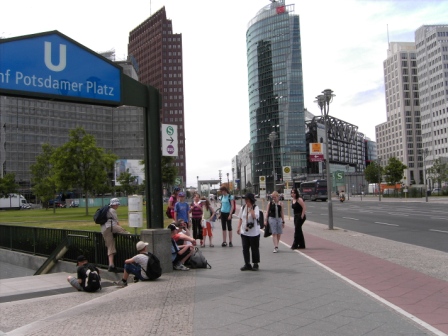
[238,205,260,237]
[133,253,149,280]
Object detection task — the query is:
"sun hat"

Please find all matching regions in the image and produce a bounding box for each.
[76,255,87,264]
[110,198,120,206]
[168,223,179,231]
[178,192,185,197]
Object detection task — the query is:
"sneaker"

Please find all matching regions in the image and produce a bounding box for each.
[174,263,190,271]
[273,247,278,253]
[252,263,259,271]
[240,264,253,271]
[116,280,127,287]
[229,242,233,247]
[222,242,227,247]
[133,277,139,283]
[108,265,117,272]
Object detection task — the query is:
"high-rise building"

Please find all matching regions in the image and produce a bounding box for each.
[376,42,422,185]
[415,25,448,171]
[246,0,306,192]
[128,7,186,185]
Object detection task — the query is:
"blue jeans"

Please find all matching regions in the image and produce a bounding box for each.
[124,263,146,281]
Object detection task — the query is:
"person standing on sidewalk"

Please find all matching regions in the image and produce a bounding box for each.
[264,191,285,253]
[218,186,235,247]
[101,198,130,272]
[174,192,190,228]
[201,197,215,247]
[236,193,260,271]
[168,187,180,219]
[189,192,204,246]
[290,188,307,250]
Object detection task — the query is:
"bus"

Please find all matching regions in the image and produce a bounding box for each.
[300,180,327,201]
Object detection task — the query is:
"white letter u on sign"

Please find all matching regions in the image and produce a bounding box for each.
[44,42,66,72]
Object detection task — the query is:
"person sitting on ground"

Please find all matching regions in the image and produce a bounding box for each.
[116,241,151,287]
[176,219,191,237]
[169,223,194,270]
[67,255,101,292]
[171,222,196,246]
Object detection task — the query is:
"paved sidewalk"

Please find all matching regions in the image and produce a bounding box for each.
[2,215,446,335]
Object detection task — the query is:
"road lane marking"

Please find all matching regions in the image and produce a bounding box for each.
[430,217,448,220]
[374,222,399,226]
[387,213,409,216]
[342,217,359,221]
[429,229,448,234]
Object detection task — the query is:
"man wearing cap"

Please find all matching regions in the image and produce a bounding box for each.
[174,192,190,228]
[168,223,194,270]
[101,198,130,272]
[116,241,151,287]
[67,255,101,292]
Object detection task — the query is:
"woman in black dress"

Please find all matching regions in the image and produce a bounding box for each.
[291,188,307,249]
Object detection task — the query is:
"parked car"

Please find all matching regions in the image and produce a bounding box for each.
[432,188,441,193]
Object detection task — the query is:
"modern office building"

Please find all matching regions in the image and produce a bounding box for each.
[128,7,186,185]
[415,25,448,174]
[375,42,422,185]
[306,115,366,174]
[246,0,306,192]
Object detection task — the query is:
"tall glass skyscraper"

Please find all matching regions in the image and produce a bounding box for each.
[247,0,306,192]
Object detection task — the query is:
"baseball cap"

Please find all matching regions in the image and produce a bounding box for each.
[136,241,149,251]
[110,198,120,206]
[168,223,179,231]
[178,192,185,197]
[76,255,87,264]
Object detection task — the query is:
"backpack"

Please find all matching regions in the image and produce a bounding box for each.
[83,264,101,292]
[243,205,264,229]
[166,207,173,219]
[93,205,110,224]
[189,247,211,269]
[142,252,162,280]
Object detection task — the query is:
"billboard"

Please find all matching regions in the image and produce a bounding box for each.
[115,160,145,186]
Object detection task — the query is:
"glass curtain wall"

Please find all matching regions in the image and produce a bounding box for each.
[247,0,306,192]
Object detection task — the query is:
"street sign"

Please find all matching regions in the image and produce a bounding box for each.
[282,166,292,181]
[309,154,324,162]
[0,31,122,105]
[284,189,292,200]
[161,124,178,156]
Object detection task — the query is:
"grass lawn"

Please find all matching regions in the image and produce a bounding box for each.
[0,205,174,233]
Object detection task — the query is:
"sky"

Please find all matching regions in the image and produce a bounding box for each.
[2,0,448,188]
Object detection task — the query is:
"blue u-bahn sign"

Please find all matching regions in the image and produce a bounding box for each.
[0,31,122,106]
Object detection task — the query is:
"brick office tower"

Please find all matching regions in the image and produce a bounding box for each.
[128,7,186,187]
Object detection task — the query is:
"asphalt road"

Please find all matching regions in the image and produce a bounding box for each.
[304,199,448,253]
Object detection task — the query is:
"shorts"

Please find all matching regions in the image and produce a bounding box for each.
[220,212,232,231]
[102,225,130,256]
[268,217,283,234]
[124,263,147,281]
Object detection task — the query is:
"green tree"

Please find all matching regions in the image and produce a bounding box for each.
[427,158,448,190]
[0,173,19,197]
[52,127,118,215]
[364,161,383,184]
[30,144,57,210]
[384,157,407,188]
[117,169,138,195]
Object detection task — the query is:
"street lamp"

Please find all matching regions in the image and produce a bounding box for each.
[197,176,199,194]
[268,131,278,192]
[315,89,335,230]
[421,148,429,202]
[219,170,222,186]
[345,165,350,201]
[226,172,229,188]
[377,157,382,202]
